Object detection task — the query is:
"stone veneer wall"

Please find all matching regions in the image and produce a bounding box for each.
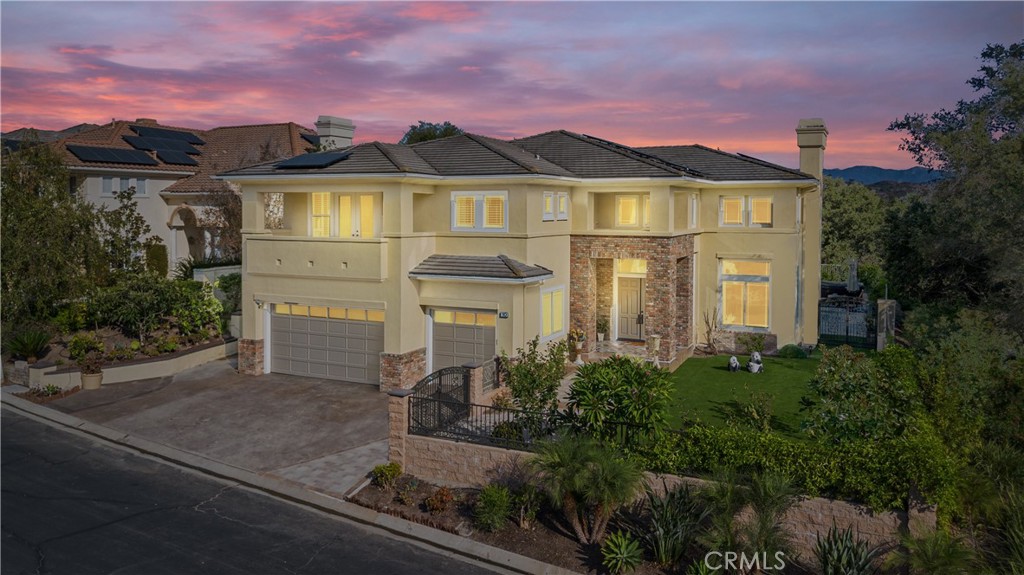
[570,235,695,363]
[595,258,614,332]
[379,347,427,393]
[237,339,264,376]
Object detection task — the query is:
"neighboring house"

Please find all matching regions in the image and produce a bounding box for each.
[221,118,827,391]
[45,117,336,268]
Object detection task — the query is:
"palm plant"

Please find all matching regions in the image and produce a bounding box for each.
[886,528,977,575]
[532,434,642,544]
[699,466,749,553]
[741,471,797,560]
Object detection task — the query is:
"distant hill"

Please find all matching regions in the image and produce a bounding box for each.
[825,165,945,185]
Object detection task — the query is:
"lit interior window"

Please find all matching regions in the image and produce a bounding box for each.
[750,197,772,225]
[722,197,743,225]
[617,259,648,274]
[455,196,475,228]
[484,196,505,228]
[312,192,331,237]
[616,196,638,226]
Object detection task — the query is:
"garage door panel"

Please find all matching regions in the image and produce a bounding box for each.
[432,312,496,370]
[271,310,383,385]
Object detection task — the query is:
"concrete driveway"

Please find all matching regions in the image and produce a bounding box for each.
[45,358,389,497]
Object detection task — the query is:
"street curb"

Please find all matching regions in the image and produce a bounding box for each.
[1,394,582,575]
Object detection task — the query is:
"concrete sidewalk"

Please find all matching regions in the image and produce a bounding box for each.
[1,360,580,575]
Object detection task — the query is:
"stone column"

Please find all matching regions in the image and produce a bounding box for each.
[387,388,414,468]
[464,360,484,405]
[237,339,264,376]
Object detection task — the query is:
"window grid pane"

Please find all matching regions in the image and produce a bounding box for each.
[434,310,454,324]
[455,196,475,228]
[366,310,385,323]
[551,290,564,334]
[723,260,770,277]
[541,293,553,337]
[557,192,569,220]
[617,196,638,226]
[484,196,505,228]
[476,313,496,327]
[722,198,743,225]
[722,282,745,325]
[359,194,375,237]
[543,192,554,220]
[750,198,772,225]
[338,195,352,237]
[746,283,770,327]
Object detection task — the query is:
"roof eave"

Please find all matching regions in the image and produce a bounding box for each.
[408,273,553,285]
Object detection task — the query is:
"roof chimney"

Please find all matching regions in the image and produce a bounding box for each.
[796,118,828,180]
[135,118,158,125]
[315,115,355,150]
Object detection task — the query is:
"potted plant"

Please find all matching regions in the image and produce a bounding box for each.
[77,350,104,390]
[596,317,610,342]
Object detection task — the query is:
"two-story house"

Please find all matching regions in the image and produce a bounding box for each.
[221,118,827,391]
[51,116,341,268]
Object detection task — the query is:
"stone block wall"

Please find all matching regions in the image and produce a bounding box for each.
[379,347,426,393]
[570,234,695,364]
[237,339,264,375]
[595,258,614,333]
[387,387,936,562]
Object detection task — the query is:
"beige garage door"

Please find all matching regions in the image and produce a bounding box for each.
[271,304,384,384]
[432,309,497,370]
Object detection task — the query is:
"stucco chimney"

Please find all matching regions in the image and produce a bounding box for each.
[796,118,828,180]
[315,115,355,150]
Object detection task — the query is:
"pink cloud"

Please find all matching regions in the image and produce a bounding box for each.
[397,2,479,23]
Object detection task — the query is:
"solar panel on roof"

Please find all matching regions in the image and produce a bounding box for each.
[276,150,351,169]
[67,145,158,166]
[156,150,199,166]
[130,125,205,145]
[124,135,201,155]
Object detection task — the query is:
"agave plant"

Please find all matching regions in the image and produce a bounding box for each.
[814,525,883,575]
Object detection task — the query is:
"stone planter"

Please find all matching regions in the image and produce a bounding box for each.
[81,372,103,390]
[597,333,606,342]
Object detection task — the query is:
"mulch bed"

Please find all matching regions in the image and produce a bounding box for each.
[348,474,666,575]
[15,385,81,404]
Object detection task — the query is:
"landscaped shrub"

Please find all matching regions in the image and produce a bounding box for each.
[814,525,884,575]
[371,462,401,492]
[565,355,673,447]
[171,280,222,336]
[8,329,50,361]
[474,484,512,532]
[67,331,104,361]
[424,486,455,515]
[52,302,88,334]
[395,477,419,506]
[492,455,542,529]
[499,336,567,440]
[668,423,960,513]
[736,332,766,354]
[601,530,644,575]
[777,344,809,359]
[217,272,242,314]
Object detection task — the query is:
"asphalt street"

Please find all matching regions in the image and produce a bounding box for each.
[1,410,494,575]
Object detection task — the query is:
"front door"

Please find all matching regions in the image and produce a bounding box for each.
[337,193,377,238]
[618,277,645,340]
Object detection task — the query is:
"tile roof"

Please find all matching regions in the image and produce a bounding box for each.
[52,119,315,194]
[637,144,811,181]
[409,254,553,281]
[220,128,817,183]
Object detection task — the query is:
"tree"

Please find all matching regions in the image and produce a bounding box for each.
[98,187,163,278]
[887,42,1024,332]
[0,140,104,326]
[821,176,886,267]
[398,120,464,144]
[197,189,242,261]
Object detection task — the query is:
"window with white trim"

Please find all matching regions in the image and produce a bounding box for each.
[102,176,113,196]
[308,192,381,238]
[689,193,699,229]
[556,192,569,221]
[541,286,565,338]
[451,191,508,232]
[615,194,650,228]
[720,196,773,227]
[720,259,771,329]
[311,192,331,237]
[542,192,555,221]
[101,176,147,197]
[136,178,147,196]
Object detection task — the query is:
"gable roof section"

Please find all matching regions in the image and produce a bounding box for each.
[409,254,553,283]
[638,144,812,181]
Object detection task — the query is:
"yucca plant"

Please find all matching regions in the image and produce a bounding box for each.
[814,525,882,575]
[601,529,644,575]
[8,329,51,362]
[626,482,709,566]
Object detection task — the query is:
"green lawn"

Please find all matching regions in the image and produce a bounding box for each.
[669,353,821,441]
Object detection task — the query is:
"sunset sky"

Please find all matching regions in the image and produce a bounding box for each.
[2,1,1020,169]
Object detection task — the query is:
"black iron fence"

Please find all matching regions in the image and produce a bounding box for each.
[408,395,555,450]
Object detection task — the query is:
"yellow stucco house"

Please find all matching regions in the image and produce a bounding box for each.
[221,117,827,391]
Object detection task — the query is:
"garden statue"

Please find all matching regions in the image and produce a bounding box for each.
[728,356,741,372]
[747,351,763,374]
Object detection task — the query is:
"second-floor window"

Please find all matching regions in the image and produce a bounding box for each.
[720,196,773,227]
[543,191,569,222]
[102,176,147,197]
[451,191,507,232]
[310,192,380,238]
[615,194,650,228]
